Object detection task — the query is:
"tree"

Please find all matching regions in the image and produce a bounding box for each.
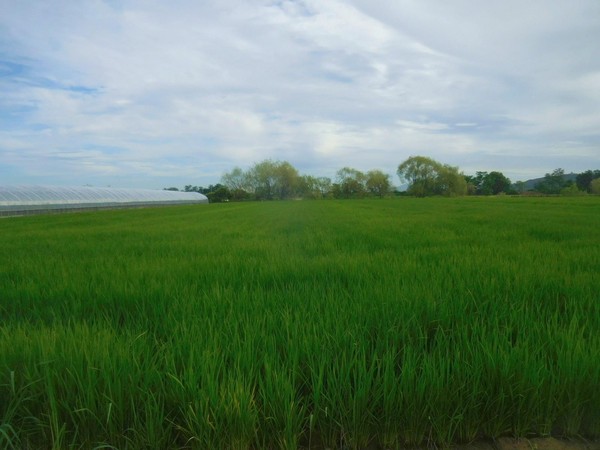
[315,177,332,198]
[560,184,584,196]
[591,178,600,194]
[397,156,466,197]
[576,170,600,193]
[535,168,568,194]
[335,167,367,198]
[514,181,526,194]
[396,156,439,197]
[470,172,488,193]
[205,184,231,203]
[463,174,478,195]
[484,171,511,195]
[465,171,511,195]
[273,161,300,199]
[298,175,318,199]
[246,160,276,200]
[230,188,252,201]
[366,170,392,198]
[221,167,249,192]
[436,164,468,196]
[298,175,332,199]
[245,160,300,200]
[484,172,510,194]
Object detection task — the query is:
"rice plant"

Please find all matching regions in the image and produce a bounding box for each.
[0,196,599,448]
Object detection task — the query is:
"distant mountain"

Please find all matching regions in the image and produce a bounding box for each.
[514,173,578,191]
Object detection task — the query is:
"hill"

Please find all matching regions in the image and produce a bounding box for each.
[515,172,578,191]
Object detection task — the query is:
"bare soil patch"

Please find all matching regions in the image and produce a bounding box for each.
[454,437,600,450]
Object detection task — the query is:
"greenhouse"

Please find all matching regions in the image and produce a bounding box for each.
[0,185,208,216]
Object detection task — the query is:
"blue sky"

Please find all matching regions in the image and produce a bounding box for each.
[1,0,599,189]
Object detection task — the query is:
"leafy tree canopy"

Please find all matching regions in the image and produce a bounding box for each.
[576,170,600,193]
[465,171,511,195]
[535,168,570,194]
[397,156,466,197]
[335,167,367,198]
[366,170,392,198]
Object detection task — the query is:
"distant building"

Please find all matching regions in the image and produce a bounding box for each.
[0,185,208,216]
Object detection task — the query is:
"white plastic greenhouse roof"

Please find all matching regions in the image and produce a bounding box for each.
[0,185,208,215]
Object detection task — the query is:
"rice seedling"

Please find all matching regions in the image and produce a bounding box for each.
[0,196,598,448]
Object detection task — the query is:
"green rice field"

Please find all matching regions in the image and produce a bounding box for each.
[1,197,599,449]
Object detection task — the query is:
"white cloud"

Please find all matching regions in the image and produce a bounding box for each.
[0,0,599,188]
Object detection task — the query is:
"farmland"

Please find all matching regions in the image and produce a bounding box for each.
[1,197,599,449]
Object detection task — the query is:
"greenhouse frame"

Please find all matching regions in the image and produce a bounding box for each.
[0,185,208,216]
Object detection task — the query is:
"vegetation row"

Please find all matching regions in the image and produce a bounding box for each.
[164,156,600,202]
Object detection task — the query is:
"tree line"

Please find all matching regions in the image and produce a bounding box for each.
[164,156,600,202]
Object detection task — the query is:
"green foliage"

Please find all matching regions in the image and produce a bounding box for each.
[591,178,600,194]
[221,166,248,192]
[436,164,468,196]
[205,185,231,203]
[186,165,600,202]
[334,167,367,198]
[221,162,394,201]
[183,183,232,202]
[248,160,300,200]
[486,171,511,194]
[514,180,526,194]
[560,184,585,196]
[576,170,600,193]
[466,171,512,195]
[297,175,332,199]
[397,155,439,196]
[397,156,467,196]
[365,170,392,197]
[535,168,570,194]
[221,160,301,200]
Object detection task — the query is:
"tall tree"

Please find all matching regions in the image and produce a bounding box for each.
[576,170,600,193]
[436,164,468,196]
[273,161,300,199]
[473,171,511,195]
[465,171,511,195]
[481,171,511,195]
[535,168,568,194]
[366,170,392,198]
[514,181,526,194]
[335,167,367,198]
[396,156,439,197]
[298,175,332,199]
[315,176,332,198]
[221,167,248,192]
[245,160,300,200]
[397,156,466,196]
[206,185,231,203]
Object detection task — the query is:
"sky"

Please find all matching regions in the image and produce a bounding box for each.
[1,0,599,189]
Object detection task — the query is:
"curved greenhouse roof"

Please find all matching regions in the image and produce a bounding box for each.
[0,185,208,216]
